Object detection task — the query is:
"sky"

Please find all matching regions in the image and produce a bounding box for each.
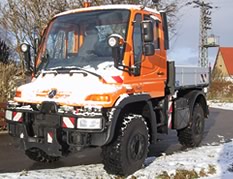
[0,101,233,179]
[167,0,233,66]
[0,0,232,67]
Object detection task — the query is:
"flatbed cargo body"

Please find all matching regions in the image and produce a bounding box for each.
[175,65,209,88]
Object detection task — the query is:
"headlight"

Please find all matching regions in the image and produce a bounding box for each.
[107,34,124,48]
[108,37,118,47]
[20,43,29,53]
[77,118,102,129]
[5,110,13,121]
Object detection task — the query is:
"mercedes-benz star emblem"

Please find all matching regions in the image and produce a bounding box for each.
[48,89,57,98]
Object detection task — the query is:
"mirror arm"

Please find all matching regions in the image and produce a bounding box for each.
[112,47,120,68]
[33,57,37,75]
[33,38,40,75]
[115,64,133,75]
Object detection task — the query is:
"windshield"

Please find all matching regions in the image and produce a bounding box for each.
[38,9,130,71]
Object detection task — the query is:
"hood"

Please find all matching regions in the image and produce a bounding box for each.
[14,62,125,106]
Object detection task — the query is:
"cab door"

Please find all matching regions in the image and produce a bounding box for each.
[139,14,167,98]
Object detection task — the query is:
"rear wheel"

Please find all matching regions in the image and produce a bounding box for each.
[102,115,149,176]
[177,103,205,147]
[25,148,60,163]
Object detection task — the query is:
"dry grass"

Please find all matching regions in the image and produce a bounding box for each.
[114,176,136,179]
[199,168,208,177]
[157,165,216,179]
[207,165,216,175]
[173,169,198,179]
[157,171,170,179]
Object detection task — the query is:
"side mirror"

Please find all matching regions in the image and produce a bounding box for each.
[161,12,170,50]
[20,43,32,74]
[107,34,124,68]
[142,20,154,43]
[144,44,155,56]
[141,21,155,56]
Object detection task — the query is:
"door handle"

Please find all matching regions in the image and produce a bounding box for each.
[157,71,165,76]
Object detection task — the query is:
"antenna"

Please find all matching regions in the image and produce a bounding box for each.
[152,0,160,5]
[141,0,150,9]
[152,0,160,9]
[83,1,91,8]
[141,0,160,9]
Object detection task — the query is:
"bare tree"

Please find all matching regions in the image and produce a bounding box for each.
[0,0,183,68]
[92,0,184,33]
[0,0,82,69]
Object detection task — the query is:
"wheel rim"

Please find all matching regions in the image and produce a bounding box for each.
[129,133,146,161]
[194,114,203,135]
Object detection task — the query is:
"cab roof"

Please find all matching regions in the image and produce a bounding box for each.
[55,4,159,18]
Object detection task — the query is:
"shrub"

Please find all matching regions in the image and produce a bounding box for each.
[0,63,23,102]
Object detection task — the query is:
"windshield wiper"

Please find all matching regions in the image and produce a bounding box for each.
[46,66,102,79]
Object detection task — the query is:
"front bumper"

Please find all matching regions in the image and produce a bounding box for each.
[5,102,110,156]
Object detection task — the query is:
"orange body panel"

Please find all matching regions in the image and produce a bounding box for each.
[123,9,167,99]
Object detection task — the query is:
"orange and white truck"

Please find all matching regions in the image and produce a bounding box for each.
[5,2,209,175]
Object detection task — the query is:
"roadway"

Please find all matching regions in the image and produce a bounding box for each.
[0,107,232,173]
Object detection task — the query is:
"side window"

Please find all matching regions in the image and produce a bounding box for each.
[133,14,142,75]
[154,21,160,49]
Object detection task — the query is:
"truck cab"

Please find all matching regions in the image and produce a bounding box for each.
[17,5,168,106]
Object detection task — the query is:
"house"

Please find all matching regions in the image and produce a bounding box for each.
[213,47,233,78]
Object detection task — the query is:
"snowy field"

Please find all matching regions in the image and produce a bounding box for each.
[0,102,232,179]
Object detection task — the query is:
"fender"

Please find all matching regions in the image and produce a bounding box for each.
[104,94,157,145]
[184,90,209,118]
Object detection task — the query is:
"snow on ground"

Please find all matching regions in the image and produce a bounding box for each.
[0,102,233,179]
[208,101,233,110]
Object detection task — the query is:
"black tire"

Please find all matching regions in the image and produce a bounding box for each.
[25,148,60,163]
[177,103,205,147]
[101,115,149,176]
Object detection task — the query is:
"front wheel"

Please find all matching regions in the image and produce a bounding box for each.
[102,115,149,176]
[25,148,60,163]
[177,103,205,147]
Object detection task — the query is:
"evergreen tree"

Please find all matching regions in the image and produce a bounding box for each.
[0,38,10,64]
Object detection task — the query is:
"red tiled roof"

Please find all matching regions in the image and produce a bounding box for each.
[219,47,233,75]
